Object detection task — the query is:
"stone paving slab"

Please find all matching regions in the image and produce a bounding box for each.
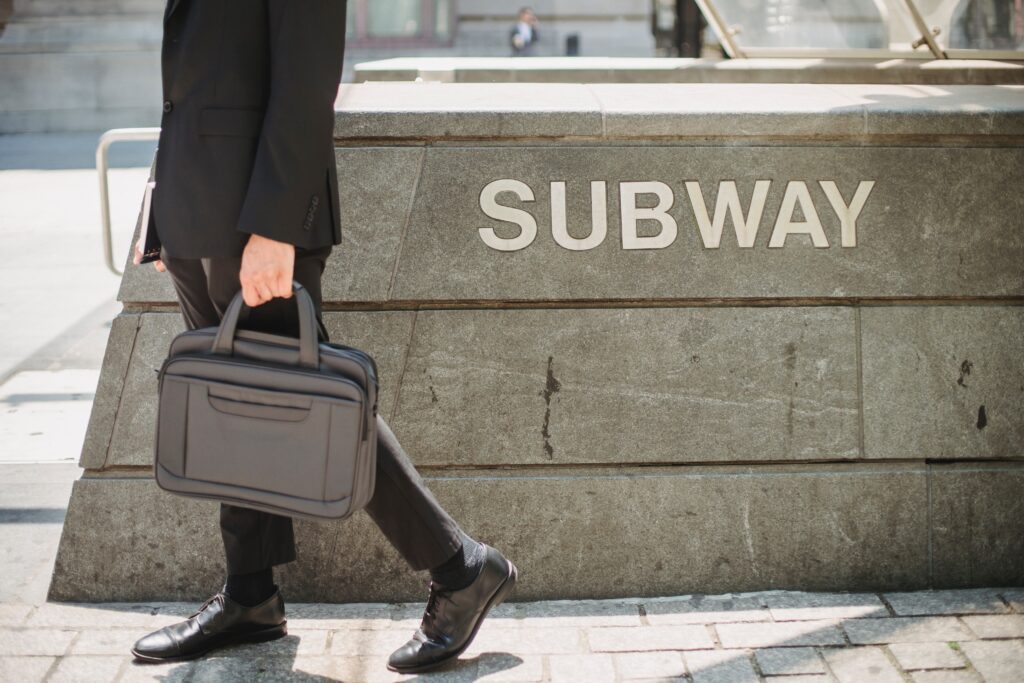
[884,588,1012,617]
[1,590,1023,681]
[962,614,1024,639]
[843,616,975,644]
[820,645,904,683]
[1002,591,1024,612]
[684,649,759,683]
[753,646,826,675]
[612,651,687,680]
[715,620,846,648]
[959,640,1024,683]
[586,625,714,652]
[887,642,965,670]
[763,591,887,621]
[48,655,125,683]
[910,671,983,683]
[644,596,770,625]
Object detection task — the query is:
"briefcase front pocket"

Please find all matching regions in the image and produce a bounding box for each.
[160,377,364,502]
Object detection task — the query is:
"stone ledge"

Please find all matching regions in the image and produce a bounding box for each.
[333,83,1024,140]
[353,56,1024,86]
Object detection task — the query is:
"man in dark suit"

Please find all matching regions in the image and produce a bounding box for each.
[129,1,517,673]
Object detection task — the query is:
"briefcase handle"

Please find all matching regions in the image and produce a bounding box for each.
[211,281,320,369]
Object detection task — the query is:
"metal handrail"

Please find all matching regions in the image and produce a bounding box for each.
[96,127,161,276]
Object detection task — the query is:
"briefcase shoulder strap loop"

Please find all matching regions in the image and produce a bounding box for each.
[211,280,319,369]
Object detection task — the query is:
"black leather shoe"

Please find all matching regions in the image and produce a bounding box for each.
[387,544,518,673]
[131,588,287,663]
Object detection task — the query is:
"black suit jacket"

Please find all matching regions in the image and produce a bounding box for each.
[151,0,346,258]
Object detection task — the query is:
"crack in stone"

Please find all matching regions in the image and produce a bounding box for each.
[540,355,561,459]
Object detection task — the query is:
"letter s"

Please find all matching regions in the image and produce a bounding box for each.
[478,180,538,251]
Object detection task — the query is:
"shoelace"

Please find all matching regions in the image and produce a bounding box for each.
[188,593,224,620]
[422,581,453,630]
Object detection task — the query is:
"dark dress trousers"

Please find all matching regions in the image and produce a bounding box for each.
[153,0,464,575]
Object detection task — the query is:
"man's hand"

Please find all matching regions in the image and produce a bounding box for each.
[133,236,165,272]
[239,233,295,307]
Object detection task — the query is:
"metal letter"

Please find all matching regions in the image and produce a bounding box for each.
[686,180,771,248]
[620,181,678,250]
[551,181,608,251]
[478,179,538,251]
[819,180,874,248]
[768,181,829,248]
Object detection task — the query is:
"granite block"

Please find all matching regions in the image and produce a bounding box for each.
[79,314,140,469]
[928,463,1024,588]
[95,307,857,468]
[390,146,1024,301]
[391,307,858,466]
[105,313,184,468]
[863,308,1024,460]
[49,463,928,602]
[321,147,424,303]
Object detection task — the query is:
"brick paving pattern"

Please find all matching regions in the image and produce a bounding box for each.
[0,587,1022,681]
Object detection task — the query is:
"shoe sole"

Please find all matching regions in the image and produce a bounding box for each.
[130,622,288,663]
[387,560,519,674]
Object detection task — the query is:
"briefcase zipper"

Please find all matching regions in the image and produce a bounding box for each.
[158,354,374,441]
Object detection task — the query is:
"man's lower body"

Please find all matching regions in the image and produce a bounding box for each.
[132,244,517,672]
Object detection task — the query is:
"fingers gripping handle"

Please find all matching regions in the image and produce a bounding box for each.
[212,281,319,369]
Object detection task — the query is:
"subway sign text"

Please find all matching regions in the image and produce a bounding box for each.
[478,179,875,251]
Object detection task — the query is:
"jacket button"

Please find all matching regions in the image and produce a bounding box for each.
[163,100,173,113]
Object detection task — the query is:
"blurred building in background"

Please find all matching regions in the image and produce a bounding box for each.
[342,1,656,66]
[0,0,1021,133]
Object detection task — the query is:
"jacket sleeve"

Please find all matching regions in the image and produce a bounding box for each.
[235,0,346,245]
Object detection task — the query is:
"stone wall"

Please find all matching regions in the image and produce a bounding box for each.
[50,83,1024,602]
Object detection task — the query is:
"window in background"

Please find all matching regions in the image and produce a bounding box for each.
[346,0,453,47]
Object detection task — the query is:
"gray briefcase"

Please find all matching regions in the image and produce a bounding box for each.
[153,281,378,521]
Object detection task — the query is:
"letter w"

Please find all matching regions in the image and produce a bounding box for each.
[685,180,771,248]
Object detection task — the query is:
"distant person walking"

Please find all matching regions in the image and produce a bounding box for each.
[510,7,539,56]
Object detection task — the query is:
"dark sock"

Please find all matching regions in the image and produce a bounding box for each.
[225,567,275,607]
[429,532,486,591]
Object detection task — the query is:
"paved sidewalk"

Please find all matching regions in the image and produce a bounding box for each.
[0,587,1022,682]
